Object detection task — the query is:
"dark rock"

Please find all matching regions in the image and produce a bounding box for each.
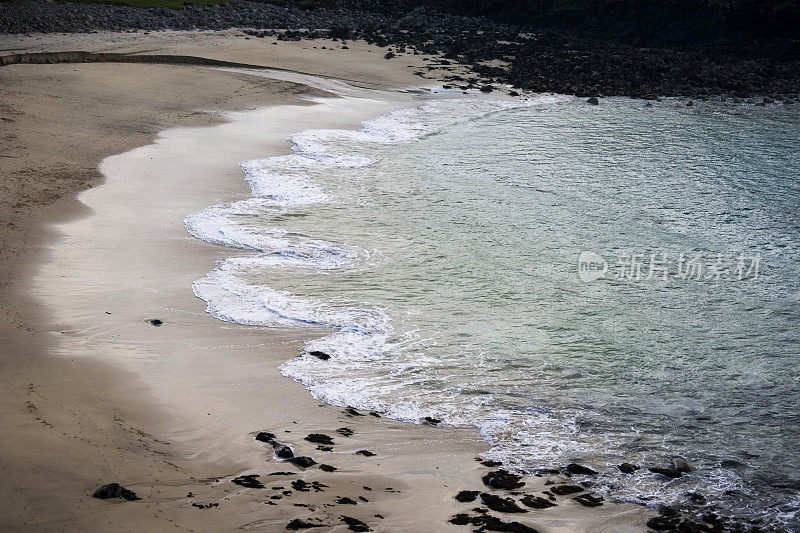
[519,495,556,509]
[509,90,520,96]
[449,513,471,525]
[384,52,395,59]
[344,408,364,416]
[341,516,370,532]
[148,319,163,326]
[336,427,354,437]
[550,484,584,495]
[335,496,358,505]
[273,443,295,459]
[481,460,502,467]
[355,450,376,457]
[647,516,679,531]
[292,479,311,492]
[305,433,334,445]
[479,493,528,513]
[467,514,540,532]
[319,464,337,472]
[671,457,693,474]
[455,490,480,502]
[649,467,684,479]
[307,350,330,360]
[369,412,381,417]
[254,431,276,443]
[586,96,599,105]
[286,518,324,530]
[573,493,604,507]
[231,474,264,489]
[618,463,639,474]
[92,483,140,501]
[286,456,317,468]
[479,85,494,92]
[423,416,441,425]
[191,502,219,509]
[482,470,524,490]
[565,463,597,476]
[686,100,694,106]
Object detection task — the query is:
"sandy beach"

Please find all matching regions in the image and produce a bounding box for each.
[0,31,653,531]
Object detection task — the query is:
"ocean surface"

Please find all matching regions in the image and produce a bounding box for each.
[186,95,800,530]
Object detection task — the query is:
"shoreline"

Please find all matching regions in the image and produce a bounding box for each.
[0,34,653,531]
[2,1,799,101]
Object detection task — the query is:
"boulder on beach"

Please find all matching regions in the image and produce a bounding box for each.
[454,490,480,502]
[574,493,604,507]
[286,456,317,468]
[231,474,264,488]
[520,494,556,509]
[286,518,324,530]
[479,492,527,513]
[92,483,140,501]
[482,469,524,490]
[304,433,334,445]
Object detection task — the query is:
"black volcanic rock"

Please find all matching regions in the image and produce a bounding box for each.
[618,463,639,474]
[286,518,324,530]
[305,433,335,445]
[92,483,140,501]
[574,493,604,507]
[286,456,317,468]
[479,493,528,513]
[550,484,584,495]
[482,469,525,490]
[231,474,264,489]
[455,490,480,502]
[519,495,556,509]
[565,463,597,475]
[341,516,370,532]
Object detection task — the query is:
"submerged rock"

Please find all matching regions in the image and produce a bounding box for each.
[307,350,330,360]
[482,469,525,490]
[92,483,140,501]
[565,463,597,476]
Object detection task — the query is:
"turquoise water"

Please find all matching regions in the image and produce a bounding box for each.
[187,97,800,529]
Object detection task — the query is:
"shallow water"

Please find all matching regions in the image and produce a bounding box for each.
[186,96,800,529]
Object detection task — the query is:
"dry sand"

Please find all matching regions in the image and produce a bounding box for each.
[0,31,652,531]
